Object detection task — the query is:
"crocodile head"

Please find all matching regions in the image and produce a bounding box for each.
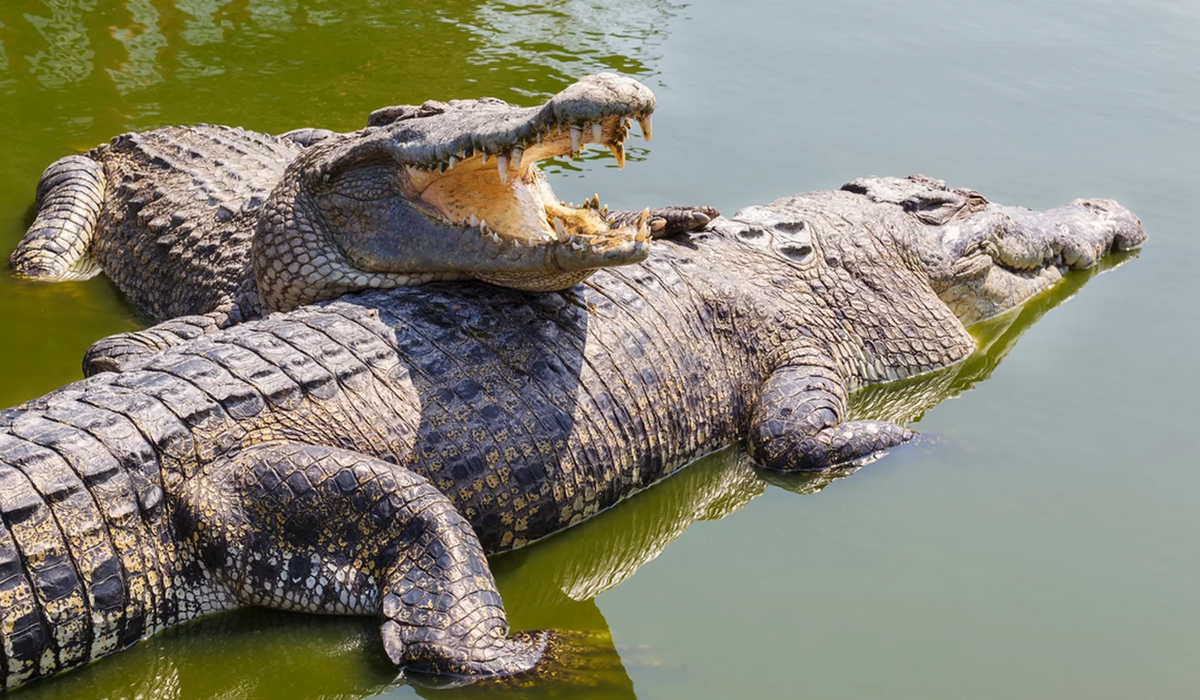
[842,175,1147,326]
[710,175,1145,384]
[254,73,658,312]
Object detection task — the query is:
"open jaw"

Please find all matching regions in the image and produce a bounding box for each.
[407,113,653,272]
[373,73,658,290]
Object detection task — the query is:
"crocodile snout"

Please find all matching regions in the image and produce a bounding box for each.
[1070,198,1146,252]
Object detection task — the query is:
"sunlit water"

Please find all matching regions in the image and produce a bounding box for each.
[1,1,1198,698]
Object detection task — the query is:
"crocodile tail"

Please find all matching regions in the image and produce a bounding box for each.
[8,155,106,282]
[0,392,173,689]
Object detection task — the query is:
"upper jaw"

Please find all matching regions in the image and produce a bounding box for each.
[385,73,654,171]
[387,73,656,249]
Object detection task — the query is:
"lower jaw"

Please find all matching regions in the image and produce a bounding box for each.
[474,268,597,291]
[947,265,1064,326]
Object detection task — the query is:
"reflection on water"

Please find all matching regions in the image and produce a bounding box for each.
[108,0,167,93]
[467,0,685,91]
[247,0,299,32]
[177,0,233,45]
[0,0,680,121]
[9,262,1121,699]
[20,0,96,88]
[0,19,9,77]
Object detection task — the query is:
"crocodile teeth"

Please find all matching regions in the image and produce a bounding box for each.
[553,217,568,241]
[637,208,650,228]
[489,232,501,245]
[609,141,625,169]
[569,127,582,153]
[447,155,458,169]
[637,114,652,141]
[497,154,509,184]
[592,122,603,143]
[469,214,479,227]
[481,151,489,165]
[600,204,609,217]
[511,147,524,171]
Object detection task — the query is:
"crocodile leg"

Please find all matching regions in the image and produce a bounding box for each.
[185,441,545,678]
[748,352,916,471]
[8,155,105,282]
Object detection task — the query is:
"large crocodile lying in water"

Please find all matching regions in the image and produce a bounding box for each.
[0,176,1143,689]
[8,73,714,326]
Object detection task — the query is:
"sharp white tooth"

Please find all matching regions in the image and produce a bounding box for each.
[637,114,652,141]
[536,131,543,146]
[480,219,488,232]
[489,232,501,244]
[469,214,479,227]
[448,155,458,168]
[511,147,524,170]
[638,207,650,227]
[569,127,582,153]
[481,151,489,165]
[608,141,625,169]
[497,154,509,184]
[592,122,603,143]
[554,217,568,241]
[600,204,609,217]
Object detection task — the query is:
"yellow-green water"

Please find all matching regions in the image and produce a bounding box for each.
[2,1,1198,698]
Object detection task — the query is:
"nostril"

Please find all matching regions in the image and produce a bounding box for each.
[1074,198,1116,214]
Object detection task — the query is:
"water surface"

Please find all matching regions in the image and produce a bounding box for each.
[1,1,1198,698]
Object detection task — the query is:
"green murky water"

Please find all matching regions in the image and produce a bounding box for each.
[1,1,1198,697]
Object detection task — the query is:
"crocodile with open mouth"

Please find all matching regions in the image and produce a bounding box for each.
[8,74,715,326]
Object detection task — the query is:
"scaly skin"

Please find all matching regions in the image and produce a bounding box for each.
[8,74,715,326]
[0,176,1143,690]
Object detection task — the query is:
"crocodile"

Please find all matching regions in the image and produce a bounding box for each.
[7,73,715,327]
[0,175,1143,690]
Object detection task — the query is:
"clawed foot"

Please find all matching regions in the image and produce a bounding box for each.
[607,205,720,239]
[389,627,549,681]
[645,205,720,238]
